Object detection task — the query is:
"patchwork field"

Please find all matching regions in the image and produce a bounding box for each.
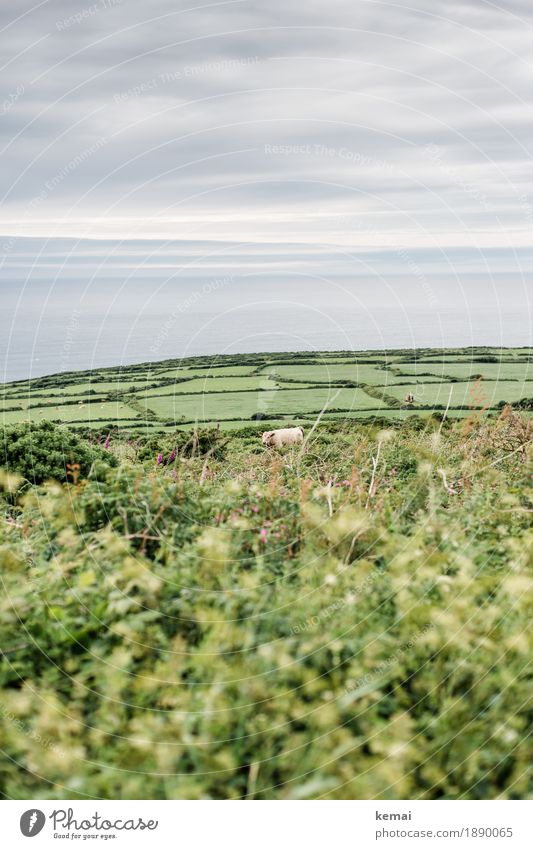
[384,380,533,407]
[138,376,288,395]
[141,386,386,422]
[1,347,531,430]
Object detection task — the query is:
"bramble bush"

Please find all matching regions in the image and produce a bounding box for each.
[0,412,531,799]
[135,426,228,462]
[1,421,117,487]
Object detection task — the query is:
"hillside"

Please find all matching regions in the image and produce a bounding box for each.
[2,347,532,432]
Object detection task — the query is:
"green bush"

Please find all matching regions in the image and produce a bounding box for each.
[0,420,117,486]
[0,414,531,799]
[136,427,228,462]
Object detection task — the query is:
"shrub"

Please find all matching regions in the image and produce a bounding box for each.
[136,427,228,462]
[0,420,117,486]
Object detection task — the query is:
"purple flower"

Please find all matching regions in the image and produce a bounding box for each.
[168,449,176,463]
[104,433,111,450]
[156,453,163,465]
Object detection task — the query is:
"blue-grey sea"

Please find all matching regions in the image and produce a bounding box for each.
[1,275,531,382]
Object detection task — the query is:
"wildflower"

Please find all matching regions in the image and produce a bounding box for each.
[168,449,176,463]
[104,433,111,450]
[156,453,163,465]
[251,505,259,512]
[259,527,268,543]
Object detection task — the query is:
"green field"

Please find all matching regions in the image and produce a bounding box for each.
[0,401,139,425]
[155,364,259,378]
[1,347,531,430]
[141,386,386,421]
[385,380,533,407]
[138,376,286,395]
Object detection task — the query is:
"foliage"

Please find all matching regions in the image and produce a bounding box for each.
[0,421,117,487]
[0,411,531,799]
[2,348,531,431]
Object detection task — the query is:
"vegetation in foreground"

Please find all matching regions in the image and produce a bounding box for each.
[0,407,532,799]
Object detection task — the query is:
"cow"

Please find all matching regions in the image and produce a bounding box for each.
[262,426,304,448]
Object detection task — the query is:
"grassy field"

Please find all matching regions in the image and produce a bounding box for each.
[141,387,387,422]
[385,381,533,407]
[1,347,531,431]
[1,348,531,799]
[394,362,532,381]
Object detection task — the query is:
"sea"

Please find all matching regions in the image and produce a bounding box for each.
[1,275,531,382]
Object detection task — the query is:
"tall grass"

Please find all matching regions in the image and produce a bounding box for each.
[0,410,531,799]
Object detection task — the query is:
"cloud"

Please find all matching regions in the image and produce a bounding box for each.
[0,0,532,268]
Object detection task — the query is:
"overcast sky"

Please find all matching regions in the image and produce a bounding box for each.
[1,0,533,283]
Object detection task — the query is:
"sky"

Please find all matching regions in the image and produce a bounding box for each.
[0,0,532,318]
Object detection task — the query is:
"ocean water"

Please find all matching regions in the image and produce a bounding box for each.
[1,275,531,382]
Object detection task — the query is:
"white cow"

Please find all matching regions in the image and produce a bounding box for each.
[262,426,304,448]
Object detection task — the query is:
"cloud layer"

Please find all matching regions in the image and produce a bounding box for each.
[1,0,532,279]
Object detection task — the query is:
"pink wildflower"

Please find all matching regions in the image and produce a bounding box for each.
[259,527,268,543]
[156,453,163,465]
[104,433,111,450]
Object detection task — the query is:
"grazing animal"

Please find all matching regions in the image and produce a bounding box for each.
[262,426,304,448]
